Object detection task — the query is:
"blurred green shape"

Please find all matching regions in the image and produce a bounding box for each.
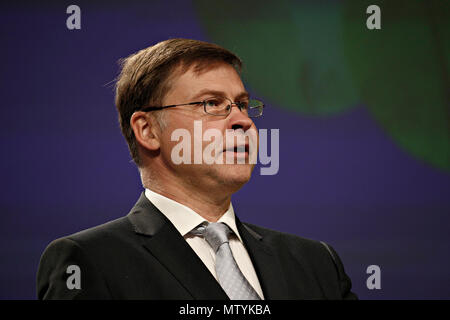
[195,0,450,171]
[194,0,358,115]
[342,0,449,171]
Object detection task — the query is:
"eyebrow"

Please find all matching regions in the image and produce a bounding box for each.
[190,89,249,101]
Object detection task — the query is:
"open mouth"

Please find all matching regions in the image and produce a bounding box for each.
[224,144,249,154]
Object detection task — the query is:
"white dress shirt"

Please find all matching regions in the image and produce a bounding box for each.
[144,188,264,299]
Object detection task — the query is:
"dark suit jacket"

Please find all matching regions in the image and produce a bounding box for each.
[37,193,357,299]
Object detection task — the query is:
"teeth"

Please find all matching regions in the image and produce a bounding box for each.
[224,146,247,152]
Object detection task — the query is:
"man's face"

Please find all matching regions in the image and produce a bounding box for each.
[157,62,258,195]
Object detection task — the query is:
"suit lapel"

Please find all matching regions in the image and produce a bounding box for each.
[236,217,290,299]
[127,193,228,300]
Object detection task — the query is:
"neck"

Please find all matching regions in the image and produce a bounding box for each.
[141,169,232,222]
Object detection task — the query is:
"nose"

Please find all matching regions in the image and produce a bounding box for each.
[227,103,254,131]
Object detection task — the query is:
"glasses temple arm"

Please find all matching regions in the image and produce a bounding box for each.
[140,101,203,112]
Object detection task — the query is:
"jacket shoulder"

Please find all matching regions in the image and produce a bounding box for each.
[242,222,325,250]
[37,216,135,299]
[41,216,135,265]
[242,222,344,270]
[242,222,358,300]
[61,216,133,244]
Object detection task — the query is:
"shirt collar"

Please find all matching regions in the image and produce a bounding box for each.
[144,188,243,242]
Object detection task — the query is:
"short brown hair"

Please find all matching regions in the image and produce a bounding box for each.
[115,38,242,167]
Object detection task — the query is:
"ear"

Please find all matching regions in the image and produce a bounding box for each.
[130,111,161,151]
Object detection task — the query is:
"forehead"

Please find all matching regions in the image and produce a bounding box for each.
[165,62,245,102]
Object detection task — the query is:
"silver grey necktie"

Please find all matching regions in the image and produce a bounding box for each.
[192,222,261,300]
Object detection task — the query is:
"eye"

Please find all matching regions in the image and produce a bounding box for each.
[205,98,221,108]
[205,97,226,109]
[237,101,249,110]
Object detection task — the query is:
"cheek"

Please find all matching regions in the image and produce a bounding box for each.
[198,122,225,149]
[161,122,199,165]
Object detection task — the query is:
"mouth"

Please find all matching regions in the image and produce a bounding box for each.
[222,144,250,162]
[223,144,249,154]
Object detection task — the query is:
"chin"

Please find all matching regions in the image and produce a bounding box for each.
[216,164,254,190]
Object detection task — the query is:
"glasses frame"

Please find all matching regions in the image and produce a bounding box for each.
[137,96,264,118]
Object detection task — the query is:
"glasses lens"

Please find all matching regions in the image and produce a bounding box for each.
[204,97,263,117]
[247,99,264,118]
[204,97,229,115]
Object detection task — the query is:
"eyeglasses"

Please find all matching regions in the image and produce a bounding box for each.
[138,96,264,118]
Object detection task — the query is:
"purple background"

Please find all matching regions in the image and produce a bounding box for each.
[1,1,449,299]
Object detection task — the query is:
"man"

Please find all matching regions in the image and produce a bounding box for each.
[37,38,357,300]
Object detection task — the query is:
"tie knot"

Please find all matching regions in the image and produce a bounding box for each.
[192,222,232,252]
